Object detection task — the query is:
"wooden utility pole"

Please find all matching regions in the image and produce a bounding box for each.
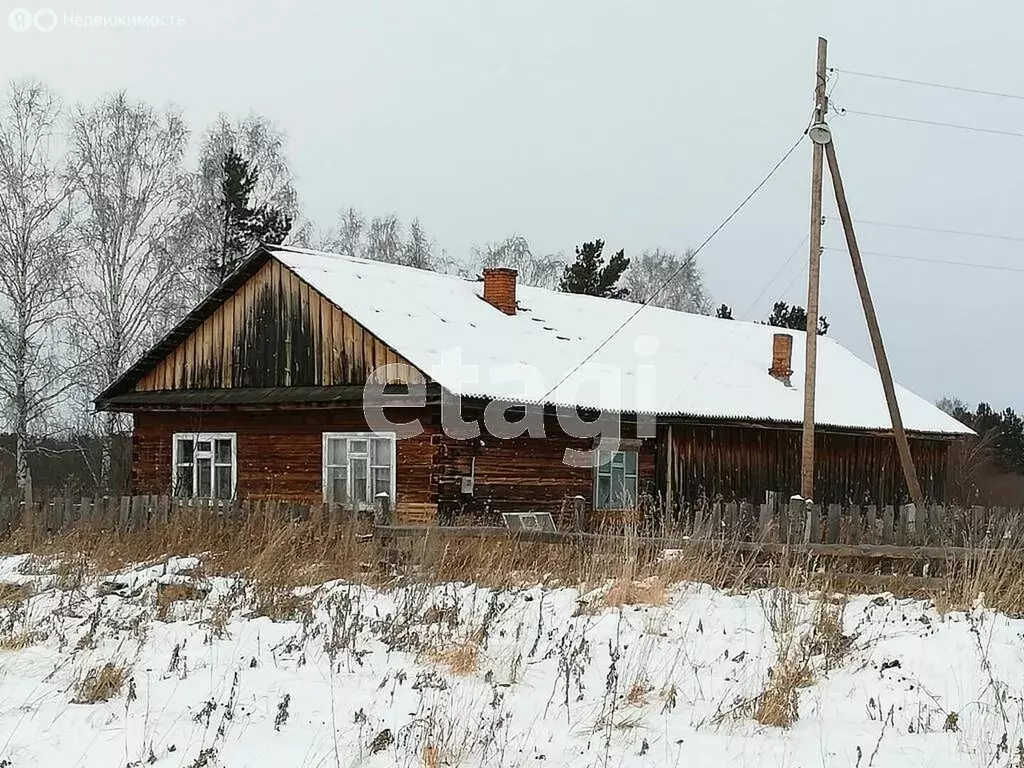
[824,140,926,510]
[800,36,829,500]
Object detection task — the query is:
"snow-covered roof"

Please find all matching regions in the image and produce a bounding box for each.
[271,246,971,436]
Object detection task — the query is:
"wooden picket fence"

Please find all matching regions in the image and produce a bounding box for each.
[662,497,1024,549]
[4,494,1024,570]
[374,499,1024,569]
[0,494,374,541]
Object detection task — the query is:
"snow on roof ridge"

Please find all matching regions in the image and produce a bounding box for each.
[271,244,793,333]
[267,246,971,435]
[270,244,476,284]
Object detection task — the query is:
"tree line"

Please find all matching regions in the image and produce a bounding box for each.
[0,78,832,499]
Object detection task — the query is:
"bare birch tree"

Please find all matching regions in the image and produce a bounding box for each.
[298,207,447,270]
[70,92,190,489]
[0,80,77,500]
[470,234,563,289]
[623,248,712,314]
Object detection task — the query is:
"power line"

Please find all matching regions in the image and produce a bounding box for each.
[830,67,1024,102]
[824,246,1024,274]
[841,108,1024,140]
[536,130,809,405]
[739,235,808,321]
[828,215,1024,244]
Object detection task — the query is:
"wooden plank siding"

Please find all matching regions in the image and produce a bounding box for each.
[134,259,425,392]
[658,422,950,512]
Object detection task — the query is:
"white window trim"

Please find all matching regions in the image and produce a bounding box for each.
[593,449,639,510]
[322,431,397,507]
[171,432,237,500]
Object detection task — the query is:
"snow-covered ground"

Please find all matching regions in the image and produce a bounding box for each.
[0,553,1022,767]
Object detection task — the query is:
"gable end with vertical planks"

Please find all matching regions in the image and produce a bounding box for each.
[128,257,425,394]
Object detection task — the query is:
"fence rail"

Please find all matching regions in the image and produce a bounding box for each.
[0,495,367,539]
[2,494,1023,557]
[654,498,1024,549]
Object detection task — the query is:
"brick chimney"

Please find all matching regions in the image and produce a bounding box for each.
[482,267,517,315]
[768,333,794,385]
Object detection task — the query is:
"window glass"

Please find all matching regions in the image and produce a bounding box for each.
[197,441,211,453]
[196,457,212,497]
[594,450,638,510]
[214,465,232,499]
[624,451,637,474]
[177,438,194,465]
[597,475,611,507]
[175,465,193,497]
[327,438,347,467]
[371,438,390,465]
[350,457,368,503]
[372,466,391,498]
[349,439,368,455]
[326,465,347,503]
[215,439,232,464]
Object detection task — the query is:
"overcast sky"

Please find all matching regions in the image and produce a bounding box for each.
[2,0,1020,410]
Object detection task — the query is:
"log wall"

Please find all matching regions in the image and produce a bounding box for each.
[431,409,658,526]
[132,408,441,523]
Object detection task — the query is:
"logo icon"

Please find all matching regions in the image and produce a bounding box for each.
[8,8,58,32]
[8,8,33,31]
[34,8,57,31]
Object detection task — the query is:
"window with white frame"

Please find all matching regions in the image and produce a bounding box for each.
[172,433,237,499]
[593,449,638,509]
[322,432,396,506]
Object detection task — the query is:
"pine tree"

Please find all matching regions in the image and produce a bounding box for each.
[209,147,292,283]
[936,399,1024,476]
[559,239,629,299]
[766,301,829,336]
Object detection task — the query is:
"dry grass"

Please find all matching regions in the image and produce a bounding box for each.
[73,662,128,703]
[0,628,44,650]
[603,577,669,608]
[155,582,207,621]
[750,588,816,729]
[807,597,850,671]
[0,506,371,589]
[426,641,479,675]
[0,583,32,605]
[7,500,1024,620]
[252,587,314,623]
[753,654,814,728]
[625,680,651,707]
[420,744,440,768]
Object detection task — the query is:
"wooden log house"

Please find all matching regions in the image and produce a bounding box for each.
[95,245,971,526]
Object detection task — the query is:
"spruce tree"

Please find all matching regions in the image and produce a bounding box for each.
[766,300,829,336]
[715,304,734,320]
[209,147,292,283]
[559,239,630,298]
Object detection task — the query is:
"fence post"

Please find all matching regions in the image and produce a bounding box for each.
[375,492,392,527]
[757,503,773,543]
[571,495,586,533]
[848,505,861,545]
[882,506,895,545]
[826,503,841,544]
